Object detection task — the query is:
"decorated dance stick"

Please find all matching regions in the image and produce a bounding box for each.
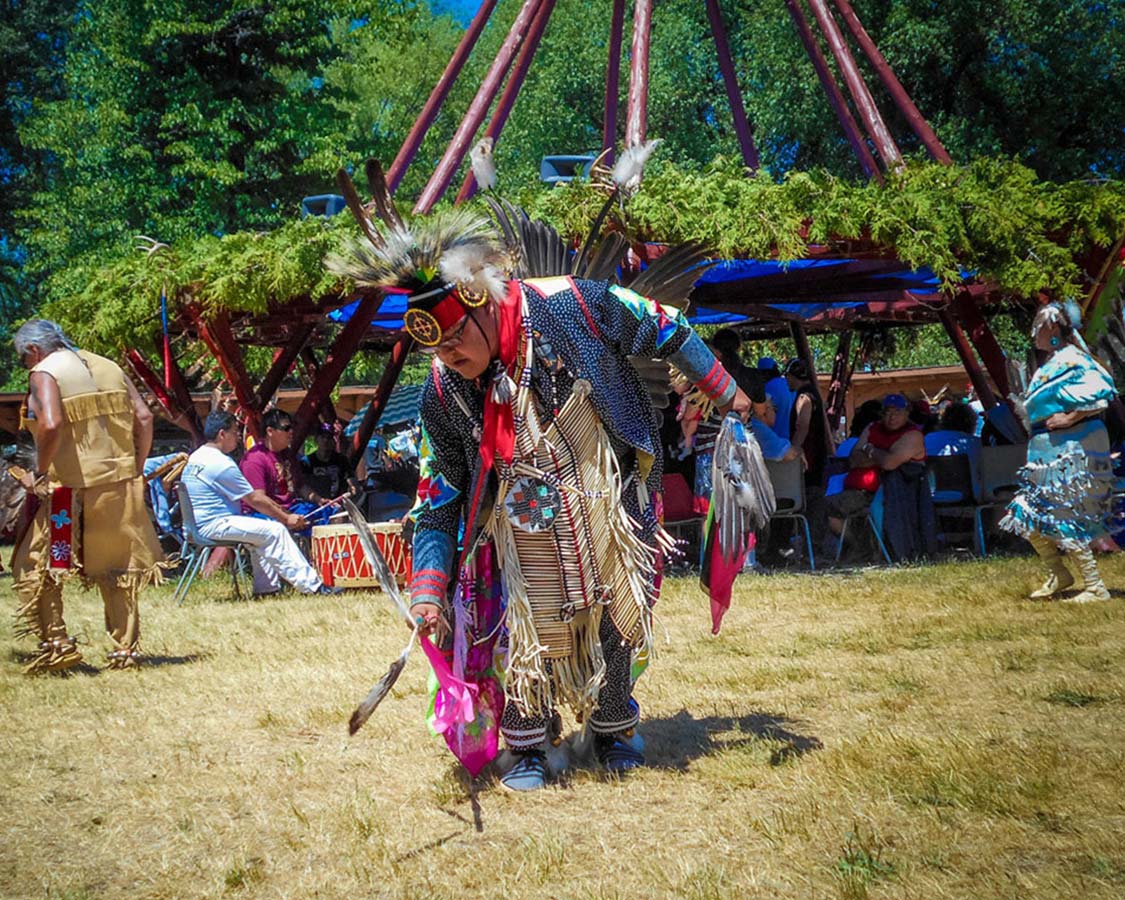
[342,497,417,735]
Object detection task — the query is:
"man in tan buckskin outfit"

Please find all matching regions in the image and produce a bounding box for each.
[11,319,165,672]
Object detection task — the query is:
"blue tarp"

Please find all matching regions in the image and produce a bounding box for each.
[331,257,965,331]
[344,382,424,434]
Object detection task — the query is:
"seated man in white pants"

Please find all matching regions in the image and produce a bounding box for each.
[182,411,340,596]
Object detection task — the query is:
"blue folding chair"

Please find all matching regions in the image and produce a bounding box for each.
[172,482,250,605]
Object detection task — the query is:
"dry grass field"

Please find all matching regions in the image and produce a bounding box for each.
[2,555,1124,899]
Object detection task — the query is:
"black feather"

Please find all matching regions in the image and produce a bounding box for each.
[364,159,405,231]
[348,650,409,735]
[335,168,384,249]
[576,232,628,281]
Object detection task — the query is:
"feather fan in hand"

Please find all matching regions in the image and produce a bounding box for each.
[700,415,775,634]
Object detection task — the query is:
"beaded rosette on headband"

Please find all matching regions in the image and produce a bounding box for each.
[327,208,507,347]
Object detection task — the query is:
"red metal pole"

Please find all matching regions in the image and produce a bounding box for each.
[290,292,384,445]
[938,305,997,409]
[386,0,500,194]
[413,0,543,215]
[603,0,626,164]
[187,306,263,439]
[624,0,653,148]
[154,337,205,443]
[255,320,317,409]
[831,0,952,165]
[783,0,881,182]
[456,0,558,204]
[124,350,204,445]
[705,0,760,174]
[348,336,414,467]
[805,0,902,172]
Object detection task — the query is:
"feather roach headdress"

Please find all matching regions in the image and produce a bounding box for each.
[328,207,508,347]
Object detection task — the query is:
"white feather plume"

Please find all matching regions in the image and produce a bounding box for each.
[470,137,497,192]
[440,242,507,299]
[612,138,662,194]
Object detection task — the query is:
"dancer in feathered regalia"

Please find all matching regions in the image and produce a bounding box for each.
[330,158,752,790]
[1001,303,1118,602]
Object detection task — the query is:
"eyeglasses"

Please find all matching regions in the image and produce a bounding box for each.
[273,424,293,433]
[420,314,472,356]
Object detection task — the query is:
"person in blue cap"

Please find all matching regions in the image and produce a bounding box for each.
[827,392,934,561]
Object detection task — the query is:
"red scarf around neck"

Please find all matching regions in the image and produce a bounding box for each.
[478,280,523,471]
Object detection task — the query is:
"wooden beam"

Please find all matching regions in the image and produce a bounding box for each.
[603,0,626,164]
[783,0,881,182]
[298,349,337,430]
[456,0,558,203]
[831,0,951,164]
[290,292,384,445]
[824,329,854,428]
[705,0,760,173]
[952,290,1011,397]
[386,0,500,194]
[789,320,836,451]
[624,0,653,147]
[348,336,414,468]
[186,306,263,439]
[806,0,902,171]
[938,305,997,409]
[125,349,178,422]
[255,320,316,409]
[414,0,543,215]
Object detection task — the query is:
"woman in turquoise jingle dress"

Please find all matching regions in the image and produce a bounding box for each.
[1000,304,1118,602]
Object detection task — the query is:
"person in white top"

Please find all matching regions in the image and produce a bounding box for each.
[181,411,338,596]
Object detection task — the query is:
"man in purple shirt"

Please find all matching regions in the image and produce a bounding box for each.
[240,409,333,526]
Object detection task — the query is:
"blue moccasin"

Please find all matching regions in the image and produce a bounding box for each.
[500,750,549,792]
[595,731,646,773]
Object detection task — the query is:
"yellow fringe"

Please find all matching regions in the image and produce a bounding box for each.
[58,389,131,425]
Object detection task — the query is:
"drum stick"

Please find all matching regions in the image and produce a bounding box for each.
[305,491,351,519]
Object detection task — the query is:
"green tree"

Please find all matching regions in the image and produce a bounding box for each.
[15,1,457,310]
[454,0,1125,190]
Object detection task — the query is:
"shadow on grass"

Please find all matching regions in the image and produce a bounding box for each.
[142,653,208,668]
[9,649,207,673]
[642,707,823,770]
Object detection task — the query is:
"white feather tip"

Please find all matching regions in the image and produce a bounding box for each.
[470,137,497,192]
[612,138,662,191]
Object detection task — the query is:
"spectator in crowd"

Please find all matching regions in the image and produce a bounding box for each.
[926,400,985,505]
[785,358,828,490]
[910,399,938,433]
[937,400,980,437]
[849,399,884,439]
[182,411,337,596]
[240,409,331,526]
[827,393,935,561]
[966,384,986,436]
[301,421,357,503]
[759,356,793,439]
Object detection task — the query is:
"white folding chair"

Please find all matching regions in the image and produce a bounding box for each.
[765,458,815,570]
[172,482,250,605]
